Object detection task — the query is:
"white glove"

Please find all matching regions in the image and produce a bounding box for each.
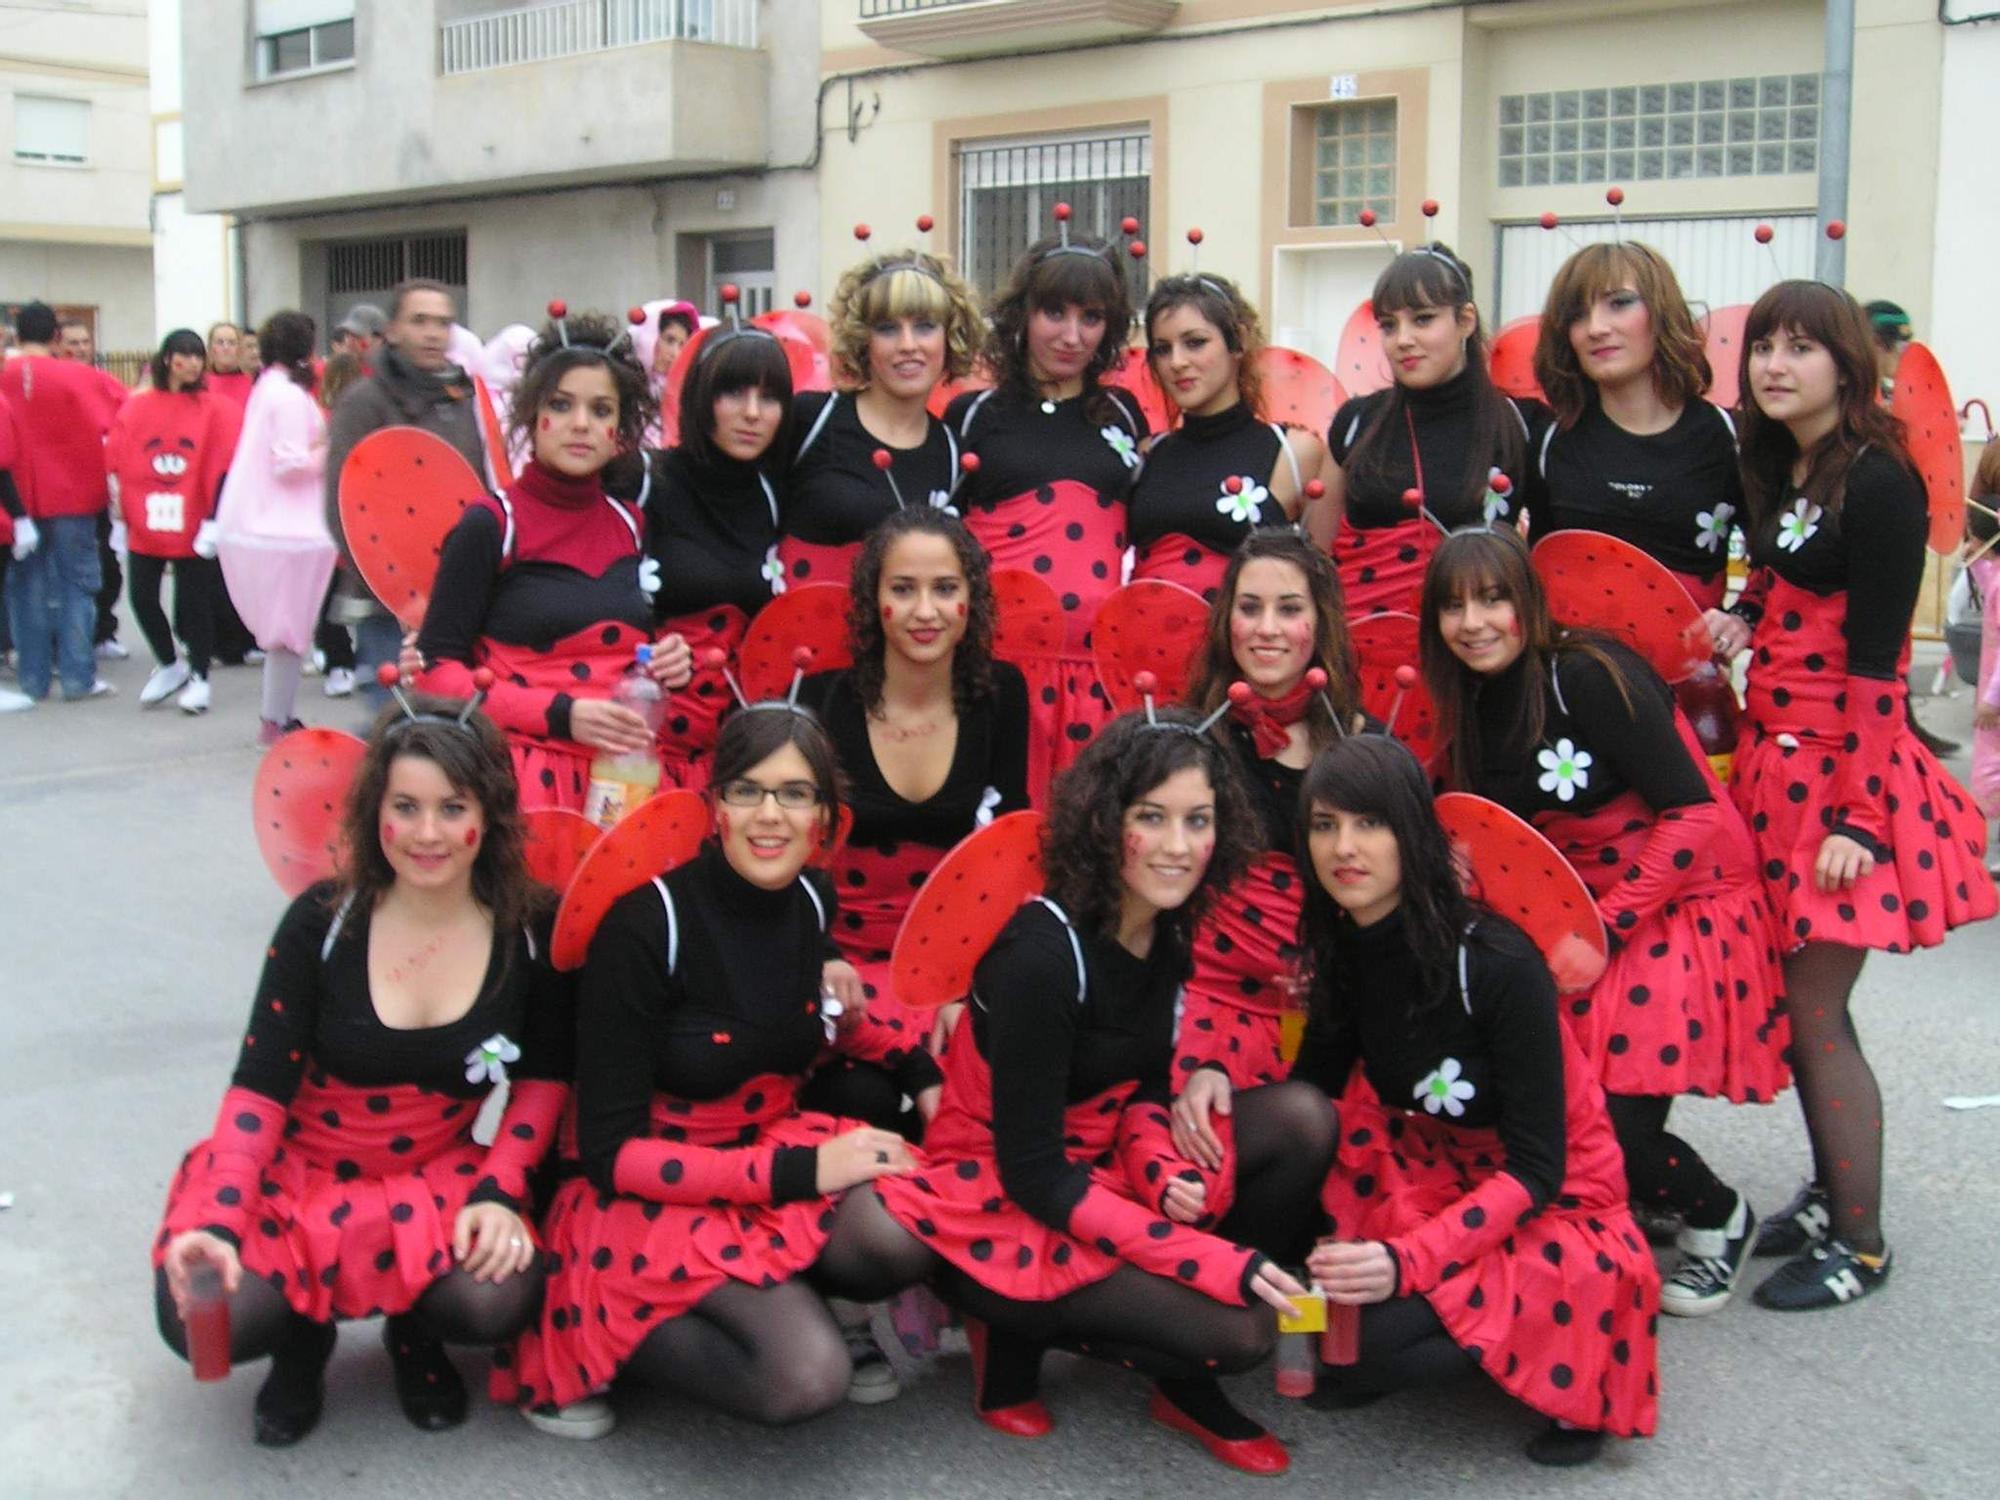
[192,520,220,560]
[109,518,128,555]
[10,515,38,561]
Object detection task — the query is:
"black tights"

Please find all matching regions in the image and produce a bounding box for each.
[127,554,217,676]
[155,1262,544,1365]
[1781,941,1882,1251]
[1327,1294,1478,1395]
[623,1279,852,1426]
[811,1079,1336,1387]
[1604,1094,1736,1231]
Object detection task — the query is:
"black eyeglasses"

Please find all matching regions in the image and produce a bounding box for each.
[716,779,822,810]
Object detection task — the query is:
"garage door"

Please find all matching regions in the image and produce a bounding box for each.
[1494,213,1817,325]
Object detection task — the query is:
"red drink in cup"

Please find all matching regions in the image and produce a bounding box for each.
[185,1265,232,1382]
[1321,1299,1361,1367]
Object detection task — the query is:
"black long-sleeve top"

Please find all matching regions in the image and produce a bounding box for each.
[798,664,1032,849]
[969,900,1186,1230]
[1330,368,1550,529]
[1128,402,1290,550]
[1529,397,1743,585]
[1736,448,1928,681]
[638,444,780,622]
[785,391,961,545]
[1289,909,1566,1210]
[574,845,841,1203]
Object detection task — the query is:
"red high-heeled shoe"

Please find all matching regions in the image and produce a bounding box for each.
[1148,1388,1290,1476]
[964,1317,1053,1438]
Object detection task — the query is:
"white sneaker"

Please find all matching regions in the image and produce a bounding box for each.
[323,667,356,698]
[177,675,211,714]
[0,685,33,713]
[835,1303,902,1405]
[140,660,192,706]
[63,681,116,701]
[241,648,266,665]
[1661,1195,1758,1317]
[95,639,130,661]
[521,1397,615,1440]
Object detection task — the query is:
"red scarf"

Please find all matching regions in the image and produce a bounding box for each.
[1228,679,1316,758]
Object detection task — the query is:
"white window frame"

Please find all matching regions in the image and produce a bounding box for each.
[957,126,1151,297]
[13,94,91,168]
[254,13,356,83]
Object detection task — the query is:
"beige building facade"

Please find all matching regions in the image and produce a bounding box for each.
[816,0,1948,384]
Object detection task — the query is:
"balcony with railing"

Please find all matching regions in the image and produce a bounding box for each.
[440,0,758,75]
[855,0,1179,60]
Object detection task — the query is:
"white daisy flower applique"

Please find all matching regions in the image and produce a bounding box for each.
[1776,497,1822,553]
[465,1033,520,1085]
[1214,477,1268,526]
[761,544,788,595]
[1536,737,1593,802]
[1100,425,1139,470]
[637,556,662,601]
[927,488,958,516]
[1694,500,1735,555]
[974,785,1003,828]
[1413,1057,1476,1117]
[1481,467,1514,524]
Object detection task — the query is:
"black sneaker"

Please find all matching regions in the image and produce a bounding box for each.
[1631,1201,1684,1248]
[1660,1195,1757,1317]
[1752,1238,1891,1311]
[1525,1420,1605,1466]
[1753,1181,1830,1258]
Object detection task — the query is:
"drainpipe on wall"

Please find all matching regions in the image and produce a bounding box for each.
[1817,0,1854,284]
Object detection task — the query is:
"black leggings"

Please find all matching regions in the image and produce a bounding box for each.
[810,1079,1337,1382]
[127,554,218,675]
[1325,1294,1479,1395]
[154,1262,544,1365]
[622,1278,854,1425]
[1604,1093,1735,1231]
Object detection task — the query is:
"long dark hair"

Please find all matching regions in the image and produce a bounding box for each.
[1042,709,1258,941]
[707,704,847,848]
[1737,280,1911,541]
[334,695,545,939]
[1532,241,1711,429]
[1143,273,1265,421]
[148,328,207,392]
[678,330,793,471]
[1341,245,1522,512]
[1418,526,1636,792]
[984,235,1134,426]
[847,508,996,715]
[1184,529,1359,748]
[257,311,318,391]
[1297,735,1477,1021]
[508,311,657,459]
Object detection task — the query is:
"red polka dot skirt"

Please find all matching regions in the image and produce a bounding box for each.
[776,536,862,593]
[473,623,657,814]
[655,606,750,793]
[1133,534,1227,602]
[1178,854,1306,1090]
[1332,517,1436,618]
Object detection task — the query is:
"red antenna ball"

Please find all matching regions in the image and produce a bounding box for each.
[1052,202,1072,223]
[719,283,741,304]
[1401,487,1424,511]
[1753,224,1775,245]
[546,299,567,320]
[1358,209,1378,229]
[871,448,894,471]
[1304,667,1329,692]
[1128,241,1147,259]
[1132,670,1159,698]
[1421,198,1440,218]
[1186,226,1205,245]
[1539,211,1559,230]
[793,289,813,308]
[853,223,872,241]
[1227,681,1255,707]
[959,452,981,473]
[700,647,727,671]
[470,667,496,692]
[1304,479,1326,501]
[1393,665,1419,690]
[627,306,647,325]
[1223,476,1244,495]
[916,214,935,233]
[1491,473,1514,495]
[791,646,816,670]
[1826,220,1846,240]
[1606,186,1626,207]
[374,662,401,688]
[1121,216,1141,236]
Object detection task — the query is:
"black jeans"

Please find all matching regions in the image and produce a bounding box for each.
[127,553,218,676]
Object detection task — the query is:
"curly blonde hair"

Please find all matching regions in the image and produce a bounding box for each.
[828,249,985,388]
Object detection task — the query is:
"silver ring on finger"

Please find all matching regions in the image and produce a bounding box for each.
[510,1236,525,1249]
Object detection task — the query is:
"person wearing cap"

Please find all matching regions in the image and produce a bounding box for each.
[329,304,388,369]
[324,281,498,702]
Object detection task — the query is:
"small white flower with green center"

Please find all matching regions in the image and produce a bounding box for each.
[1413,1057,1475,1117]
[465,1033,520,1086]
[1776,497,1822,553]
[761,544,787,595]
[1536,737,1593,802]
[927,488,957,516]
[1100,425,1139,469]
[1481,467,1512,524]
[1215,477,1267,525]
[1694,501,1735,554]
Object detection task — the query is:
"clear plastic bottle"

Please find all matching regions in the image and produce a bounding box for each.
[583,644,665,829]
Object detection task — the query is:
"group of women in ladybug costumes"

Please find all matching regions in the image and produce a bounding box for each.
[153,207,1995,1472]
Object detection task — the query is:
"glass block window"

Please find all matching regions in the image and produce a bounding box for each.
[1498,73,1817,187]
[1313,99,1397,227]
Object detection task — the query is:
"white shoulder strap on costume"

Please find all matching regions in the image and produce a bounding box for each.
[651,876,680,977]
[1342,410,1364,452]
[1457,940,1473,1016]
[757,473,779,530]
[1537,420,1558,479]
[943,422,960,484]
[1104,388,1139,435]
[1715,404,1738,444]
[321,893,357,963]
[1270,423,1305,495]
[493,492,517,564]
[1029,895,1089,1004]
[1507,399,1532,443]
[1549,656,1570,717]
[523,924,539,963]
[800,875,829,934]
[960,388,997,441]
[634,457,654,515]
[795,392,841,463]
[602,494,642,550]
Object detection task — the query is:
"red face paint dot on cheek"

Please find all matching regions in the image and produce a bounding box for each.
[882,605,895,622]
[956,602,967,618]
[538,417,552,432]
[463,828,480,847]
[381,823,397,848]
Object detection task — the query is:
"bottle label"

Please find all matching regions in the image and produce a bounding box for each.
[583,776,633,831]
[1706,752,1734,785]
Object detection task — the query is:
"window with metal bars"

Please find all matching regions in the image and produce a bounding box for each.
[326,233,469,295]
[957,129,1150,298]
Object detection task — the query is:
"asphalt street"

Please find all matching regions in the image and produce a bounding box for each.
[2,630,1995,1499]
